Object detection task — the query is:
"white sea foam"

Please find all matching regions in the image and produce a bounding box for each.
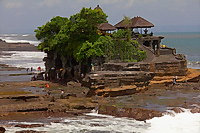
[0,34,41,46]
[5,109,200,133]
[0,38,40,46]
[22,34,30,37]
[145,109,200,133]
[1,51,46,70]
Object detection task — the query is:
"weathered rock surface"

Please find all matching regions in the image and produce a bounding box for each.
[171,107,184,113]
[140,60,187,76]
[98,105,162,121]
[15,124,44,128]
[84,71,154,89]
[190,107,200,113]
[15,130,46,133]
[93,85,145,97]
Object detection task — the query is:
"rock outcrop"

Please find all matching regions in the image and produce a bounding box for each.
[15,124,44,128]
[0,127,6,133]
[98,105,162,121]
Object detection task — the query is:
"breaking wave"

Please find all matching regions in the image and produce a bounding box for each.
[5,109,200,133]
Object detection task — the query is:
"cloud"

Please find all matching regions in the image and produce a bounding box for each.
[38,0,62,7]
[2,0,23,8]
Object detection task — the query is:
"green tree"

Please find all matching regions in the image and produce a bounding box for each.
[35,7,145,63]
[35,16,68,51]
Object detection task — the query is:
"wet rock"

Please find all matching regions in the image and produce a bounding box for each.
[15,124,44,128]
[193,87,200,90]
[95,85,140,97]
[90,123,103,127]
[72,105,95,110]
[99,105,162,121]
[0,127,6,133]
[36,73,44,80]
[66,93,77,97]
[15,130,46,133]
[171,107,184,113]
[187,75,200,83]
[17,108,48,112]
[190,107,200,113]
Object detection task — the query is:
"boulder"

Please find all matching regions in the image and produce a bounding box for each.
[98,105,162,121]
[0,127,6,133]
[171,107,184,113]
[190,107,200,113]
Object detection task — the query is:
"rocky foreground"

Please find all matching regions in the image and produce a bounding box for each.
[0,41,200,132]
[0,68,200,130]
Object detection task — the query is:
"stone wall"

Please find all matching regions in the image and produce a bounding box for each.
[160,48,176,55]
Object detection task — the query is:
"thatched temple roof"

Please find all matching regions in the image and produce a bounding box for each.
[115,16,154,29]
[98,23,116,31]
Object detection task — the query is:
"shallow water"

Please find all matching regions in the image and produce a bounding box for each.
[20,87,46,95]
[0,73,32,82]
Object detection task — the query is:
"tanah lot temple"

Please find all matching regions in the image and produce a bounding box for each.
[44,5,188,97]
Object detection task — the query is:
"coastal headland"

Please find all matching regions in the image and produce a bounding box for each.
[0,6,200,132]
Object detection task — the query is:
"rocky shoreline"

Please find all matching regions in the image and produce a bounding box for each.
[0,41,200,132]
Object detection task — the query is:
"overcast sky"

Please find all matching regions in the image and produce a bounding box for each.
[0,0,200,33]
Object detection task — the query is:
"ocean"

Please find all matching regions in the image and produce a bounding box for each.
[0,34,46,70]
[0,33,200,132]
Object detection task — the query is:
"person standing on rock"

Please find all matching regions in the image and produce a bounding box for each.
[60,90,64,99]
[173,76,178,85]
[26,68,29,73]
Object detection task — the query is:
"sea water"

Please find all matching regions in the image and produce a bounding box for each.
[0,34,46,69]
[5,109,200,133]
[0,34,40,46]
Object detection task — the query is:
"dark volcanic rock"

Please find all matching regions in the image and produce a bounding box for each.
[15,130,46,133]
[0,127,6,133]
[98,105,162,121]
[15,124,44,128]
[171,107,184,113]
[191,107,200,113]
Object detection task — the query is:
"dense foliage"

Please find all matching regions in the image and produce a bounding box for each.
[35,8,146,63]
